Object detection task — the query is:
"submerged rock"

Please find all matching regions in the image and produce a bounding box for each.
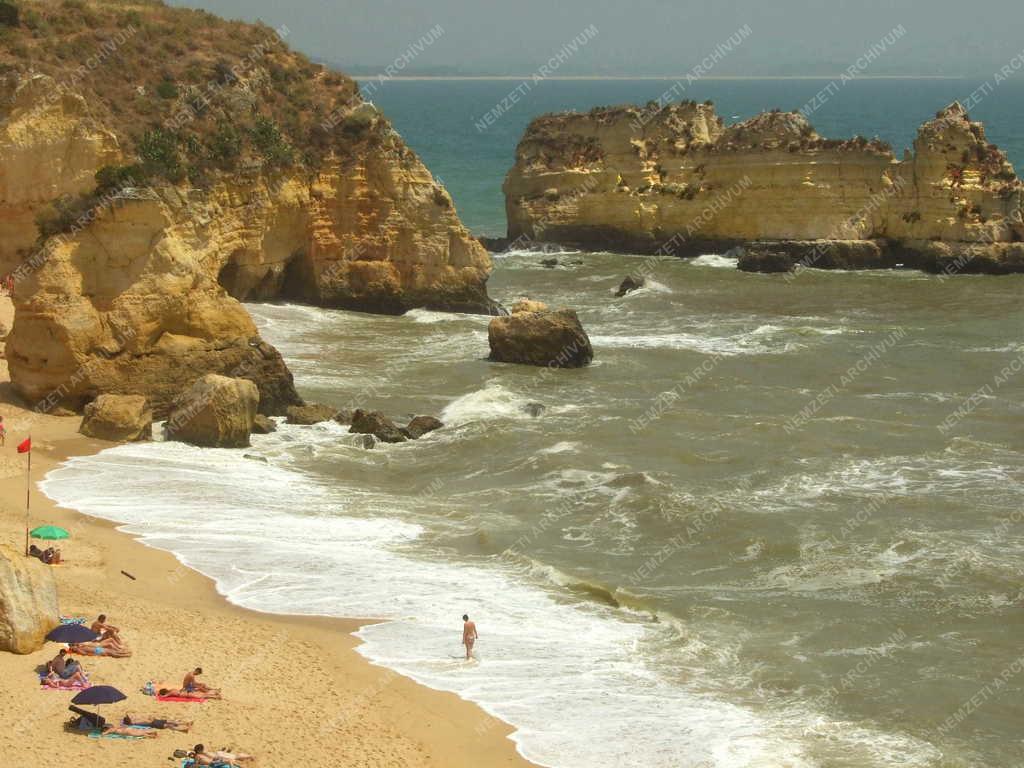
[540,258,559,268]
[333,409,354,425]
[164,374,258,448]
[252,414,277,434]
[350,409,407,443]
[0,545,59,654]
[614,275,646,297]
[286,403,338,425]
[78,394,152,442]
[404,415,444,439]
[488,308,593,368]
[523,402,546,417]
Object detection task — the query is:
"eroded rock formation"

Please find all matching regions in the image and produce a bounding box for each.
[488,308,593,368]
[504,101,1024,273]
[0,1,491,414]
[0,544,59,654]
[164,374,258,448]
[79,394,153,442]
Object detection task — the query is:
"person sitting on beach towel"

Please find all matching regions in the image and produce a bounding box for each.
[28,544,62,564]
[192,744,254,765]
[183,668,220,697]
[48,648,74,677]
[158,687,220,701]
[70,640,132,658]
[122,713,192,732]
[90,614,124,645]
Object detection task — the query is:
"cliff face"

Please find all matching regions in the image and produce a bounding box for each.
[504,101,1024,273]
[0,1,490,415]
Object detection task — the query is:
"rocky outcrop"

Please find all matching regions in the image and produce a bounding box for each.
[252,414,277,434]
[350,409,407,443]
[0,2,492,415]
[164,374,258,448]
[78,394,152,442]
[504,101,1024,273]
[403,415,443,439]
[286,403,338,425]
[615,276,645,296]
[0,545,59,654]
[488,309,593,367]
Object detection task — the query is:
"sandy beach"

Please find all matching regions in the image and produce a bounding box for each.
[0,295,532,768]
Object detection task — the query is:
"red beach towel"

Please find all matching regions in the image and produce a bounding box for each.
[155,694,207,703]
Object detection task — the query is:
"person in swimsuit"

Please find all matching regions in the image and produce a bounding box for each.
[158,687,222,700]
[70,641,131,658]
[122,713,192,732]
[192,744,254,765]
[183,667,220,696]
[462,614,478,660]
[90,614,125,647]
[43,669,88,687]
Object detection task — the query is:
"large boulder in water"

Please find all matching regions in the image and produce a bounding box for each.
[350,409,407,443]
[0,545,59,654]
[286,403,338,425]
[78,394,152,442]
[488,308,593,368]
[164,374,258,448]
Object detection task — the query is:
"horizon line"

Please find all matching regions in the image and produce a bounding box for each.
[350,74,968,82]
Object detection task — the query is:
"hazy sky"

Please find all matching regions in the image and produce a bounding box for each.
[172,0,1024,77]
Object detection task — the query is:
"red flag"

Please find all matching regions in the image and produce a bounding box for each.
[17,437,31,454]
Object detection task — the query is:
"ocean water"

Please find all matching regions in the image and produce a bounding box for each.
[42,80,1024,768]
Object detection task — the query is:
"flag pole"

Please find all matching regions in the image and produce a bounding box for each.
[24,434,30,556]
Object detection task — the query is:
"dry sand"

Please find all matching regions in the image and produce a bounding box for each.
[0,297,533,768]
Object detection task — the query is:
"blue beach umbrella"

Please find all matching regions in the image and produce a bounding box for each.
[72,685,127,727]
[72,685,127,706]
[46,624,99,643]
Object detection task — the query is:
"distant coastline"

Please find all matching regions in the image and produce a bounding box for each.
[349,74,966,82]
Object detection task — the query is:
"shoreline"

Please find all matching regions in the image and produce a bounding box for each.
[0,303,534,768]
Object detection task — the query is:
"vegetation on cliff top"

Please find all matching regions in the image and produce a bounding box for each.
[3,0,400,233]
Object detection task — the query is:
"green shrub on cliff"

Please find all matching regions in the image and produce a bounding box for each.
[139,127,184,181]
[250,116,293,168]
[0,2,19,27]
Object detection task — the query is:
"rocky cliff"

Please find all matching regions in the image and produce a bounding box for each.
[504,101,1024,273]
[0,0,490,415]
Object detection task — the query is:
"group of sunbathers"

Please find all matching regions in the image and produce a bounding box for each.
[42,613,252,761]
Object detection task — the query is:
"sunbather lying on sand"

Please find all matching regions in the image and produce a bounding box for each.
[42,671,88,688]
[192,744,254,765]
[99,724,158,739]
[70,641,132,658]
[158,687,221,700]
[122,713,192,732]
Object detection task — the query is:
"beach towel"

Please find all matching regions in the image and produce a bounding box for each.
[156,693,207,703]
[86,728,146,740]
[60,616,87,625]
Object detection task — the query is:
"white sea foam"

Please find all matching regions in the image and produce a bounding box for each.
[691,254,739,269]
[41,441,826,768]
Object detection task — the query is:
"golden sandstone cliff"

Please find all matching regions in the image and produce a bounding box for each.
[504,101,1024,274]
[0,1,490,417]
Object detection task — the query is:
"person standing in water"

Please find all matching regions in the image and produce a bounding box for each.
[462,614,478,660]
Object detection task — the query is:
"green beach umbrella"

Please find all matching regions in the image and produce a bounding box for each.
[30,525,70,541]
